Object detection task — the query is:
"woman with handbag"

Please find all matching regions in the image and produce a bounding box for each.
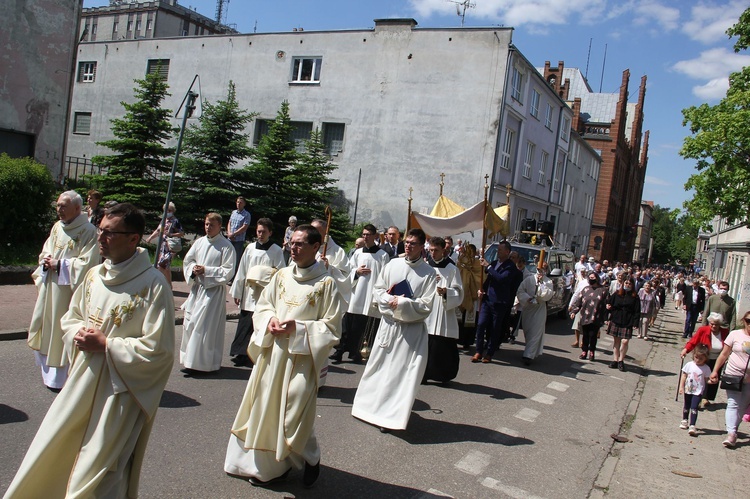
[145,202,184,289]
[709,310,750,448]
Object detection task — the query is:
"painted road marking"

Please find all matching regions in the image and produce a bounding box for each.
[481,477,547,499]
[514,407,541,422]
[561,371,579,379]
[422,489,453,498]
[531,392,557,405]
[454,450,491,476]
[495,426,520,437]
[547,381,569,392]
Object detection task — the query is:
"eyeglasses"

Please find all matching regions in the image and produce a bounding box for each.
[744,318,750,325]
[97,228,136,238]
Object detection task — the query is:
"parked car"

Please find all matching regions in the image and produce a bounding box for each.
[482,242,574,317]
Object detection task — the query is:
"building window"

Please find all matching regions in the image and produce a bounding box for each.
[73,112,92,135]
[553,160,562,191]
[291,57,323,83]
[91,23,98,41]
[146,19,153,31]
[146,59,170,80]
[136,20,142,32]
[253,119,314,152]
[322,122,345,154]
[561,116,570,141]
[511,66,524,103]
[113,21,119,33]
[530,90,540,118]
[544,104,553,129]
[127,20,133,31]
[182,19,189,36]
[523,142,534,179]
[77,62,97,83]
[500,128,514,170]
[538,151,548,185]
[570,142,580,165]
[194,24,200,35]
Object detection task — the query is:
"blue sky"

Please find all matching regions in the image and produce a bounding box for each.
[85,1,749,212]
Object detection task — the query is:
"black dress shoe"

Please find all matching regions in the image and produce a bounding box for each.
[248,468,291,487]
[329,351,343,363]
[522,357,531,366]
[303,460,320,487]
[609,361,619,369]
[379,427,391,433]
[618,361,626,372]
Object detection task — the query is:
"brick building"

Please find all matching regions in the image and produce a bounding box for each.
[542,62,649,263]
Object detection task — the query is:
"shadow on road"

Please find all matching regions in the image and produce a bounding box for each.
[0,404,29,424]
[317,385,356,405]
[395,413,534,446]
[437,380,525,400]
[159,390,201,408]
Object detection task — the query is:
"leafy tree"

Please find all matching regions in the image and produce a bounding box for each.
[90,71,175,217]
[241,101,298,238]
[0,154,56,250]
[649,205,674,263]
[669,213,700,265]
[178,81,256,232]
[681,7,750,229]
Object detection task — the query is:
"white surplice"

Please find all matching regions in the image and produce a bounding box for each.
[347,246,390,316]
[225,261,343,481]
[351,257,436,430]
[28,213,99,387]
[424,260,464,339]
[516,273,554,359]
[5,248,174,498]
[230,242,286,312]
[181,233,235,371]
[317,236,352,304]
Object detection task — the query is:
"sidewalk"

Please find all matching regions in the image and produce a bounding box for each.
[592,302,750,497]
[0,279,240,341]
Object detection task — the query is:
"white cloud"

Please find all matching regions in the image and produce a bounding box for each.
[645,175,671,186]
[672,47,750,81]
[682,0,747,44]
[633,2,679,31]
[693,78,730,100]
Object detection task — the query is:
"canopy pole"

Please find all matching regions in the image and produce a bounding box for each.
[406,186,413,232]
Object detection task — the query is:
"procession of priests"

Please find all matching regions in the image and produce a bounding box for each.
[8,189,575,493]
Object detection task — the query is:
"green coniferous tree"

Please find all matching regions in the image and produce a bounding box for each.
[293,128,351,243]
[91,71,175,217]
[178,81,256,232]
[242,101,298,238]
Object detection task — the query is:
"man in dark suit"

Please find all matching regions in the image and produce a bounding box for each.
[473,241,523,363]
[682,279,706,338]
[380,225,405,260]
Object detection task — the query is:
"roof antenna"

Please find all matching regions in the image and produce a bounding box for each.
[585,38,592,81]
[599,43,607,93]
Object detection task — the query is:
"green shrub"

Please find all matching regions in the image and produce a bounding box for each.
[0,154,57,251]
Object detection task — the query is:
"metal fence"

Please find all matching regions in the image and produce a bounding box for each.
[64,156,105,186]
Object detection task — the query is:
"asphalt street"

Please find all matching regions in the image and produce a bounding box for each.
[1,315,652,498]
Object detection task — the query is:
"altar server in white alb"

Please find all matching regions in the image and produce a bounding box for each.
[352,228,436,432]
[229,217,286,367]
[330,223,389,363]
[516,262,554,365]
[311,218,352,304]
[5,203,175,498]
[423,236,464,383]
[28,190,99,390]
[225,224,343,488]
[181,212,235,373]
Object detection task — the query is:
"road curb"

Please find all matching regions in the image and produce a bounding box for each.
[0,312,240,342]
[589,338,658,497]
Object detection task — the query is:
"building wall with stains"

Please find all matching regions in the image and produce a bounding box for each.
[0,0,82,181]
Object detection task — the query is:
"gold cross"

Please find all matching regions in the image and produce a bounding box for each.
[87,307,104,329]
[439,172,445,195]
[408,186,413,202]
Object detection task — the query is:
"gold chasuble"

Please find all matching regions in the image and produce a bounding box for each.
[5,248,175,498]
[225,261,343,481]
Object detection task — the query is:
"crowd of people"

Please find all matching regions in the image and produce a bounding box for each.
[6,191,750,496]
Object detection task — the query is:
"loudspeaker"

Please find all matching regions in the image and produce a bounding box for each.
[538,221,554,235]
[523,219,536,231]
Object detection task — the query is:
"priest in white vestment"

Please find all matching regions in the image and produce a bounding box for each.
[181,212,235,373]
[28,190,99,389]
[229,217,286,367]
[331,223,389,363]
[225,224,343,488]
[312,218,352,305]
[423,236,464,383]
[5,203,174,498]
[351,228,437,431]
[516,264,554,365]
